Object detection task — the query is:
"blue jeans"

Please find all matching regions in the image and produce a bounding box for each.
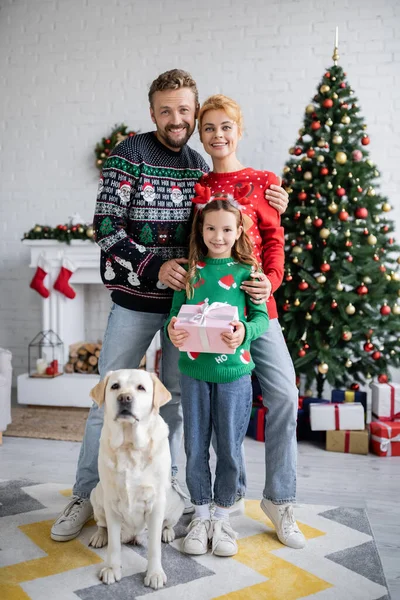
[73,303,182,499]
[251,319,298,503]
[180,373,252,508]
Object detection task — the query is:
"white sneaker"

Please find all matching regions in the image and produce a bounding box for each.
[171,476,194,515]
[228,497,245,517]
[260,499,306,549]
[182,518,212,555]
[51,496,93,542]
[211,519,238,557]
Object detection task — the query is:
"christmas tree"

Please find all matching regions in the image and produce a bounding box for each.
[277,36,400,397]
[139,223,154,244]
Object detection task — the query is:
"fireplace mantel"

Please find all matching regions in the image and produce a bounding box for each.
[18,240,102,407]
[18,240,159,407]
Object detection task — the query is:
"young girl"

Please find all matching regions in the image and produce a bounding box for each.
[166,193,269,557]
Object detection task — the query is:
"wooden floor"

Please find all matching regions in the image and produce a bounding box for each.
[1,434,399,598]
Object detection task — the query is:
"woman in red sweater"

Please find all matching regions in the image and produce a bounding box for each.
[197,94,305,549]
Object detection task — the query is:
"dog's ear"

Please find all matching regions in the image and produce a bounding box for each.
[150,373,172,412]
[90,372,112,406]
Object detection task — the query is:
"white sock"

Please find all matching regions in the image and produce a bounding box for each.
[213,506,230,522]
[194,504,211,520]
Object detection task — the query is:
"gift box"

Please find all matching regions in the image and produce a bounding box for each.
[370,420,400,457]
[331,389,369,423]
[370,382,400,422]
[297,409,326,443]
[326,429,369,455]
[246,406,267,441]
[175,301,239,354]
[310,402,365,431]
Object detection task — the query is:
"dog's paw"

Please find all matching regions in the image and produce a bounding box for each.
[99,565,121,585]
[122,533,145,545]
[162,525,175,543]
[144,568,167,590]
[89,527,108,548]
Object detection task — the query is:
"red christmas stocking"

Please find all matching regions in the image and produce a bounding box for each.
[54,257,76,299]
[30,254,50,298]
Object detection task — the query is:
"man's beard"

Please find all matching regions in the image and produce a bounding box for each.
[158,123,193,149]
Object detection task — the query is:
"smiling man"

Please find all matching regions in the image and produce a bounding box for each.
[50,69,291,544]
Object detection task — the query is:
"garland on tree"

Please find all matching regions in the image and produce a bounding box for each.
[276,43,400,396]
[95,124,139,171]
[23,223,95,244]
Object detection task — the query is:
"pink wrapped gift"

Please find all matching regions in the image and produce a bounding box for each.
[174,300,239,354]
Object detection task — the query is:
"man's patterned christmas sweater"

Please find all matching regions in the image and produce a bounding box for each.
[93,132,209,313]
[165,257,269,384]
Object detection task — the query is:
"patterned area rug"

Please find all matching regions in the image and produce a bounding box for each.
[0,480,390,600]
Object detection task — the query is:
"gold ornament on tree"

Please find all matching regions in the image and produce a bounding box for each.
[318,362,329,374]
[345,303,356,315]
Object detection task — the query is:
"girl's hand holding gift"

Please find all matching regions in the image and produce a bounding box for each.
[221,321,245,350]
[168,316,189,348]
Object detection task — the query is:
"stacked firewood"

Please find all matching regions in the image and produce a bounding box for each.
[64,342,102,374]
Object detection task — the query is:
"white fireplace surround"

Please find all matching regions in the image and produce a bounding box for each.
[18,240,159,407]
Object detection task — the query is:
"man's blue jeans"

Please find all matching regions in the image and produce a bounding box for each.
[180,373,252,507]
[73,303,181,499]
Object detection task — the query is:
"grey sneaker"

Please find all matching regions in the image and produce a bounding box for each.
[171,477,194,515]
[182,518,212,555]
[51,496,93,541]
[211,519,238,557]
[260,498,306,549]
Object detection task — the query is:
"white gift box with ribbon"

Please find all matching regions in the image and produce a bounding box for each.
[174,299,239,354]
[310,402,365,431]
[371,382,400,422]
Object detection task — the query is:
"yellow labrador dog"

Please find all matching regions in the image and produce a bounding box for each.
[88,369,185,590]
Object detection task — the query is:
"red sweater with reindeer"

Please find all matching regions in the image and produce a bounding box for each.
[199,168,284,319]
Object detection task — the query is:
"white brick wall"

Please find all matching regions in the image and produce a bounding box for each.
[1,0,399,381]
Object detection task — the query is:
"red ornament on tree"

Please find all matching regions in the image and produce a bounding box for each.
[331,300,338,309]
[340,82,346,89]
[298,191,307,201]
[322,99,333,108]
[356,284,368,295]
[294,147,302,155]
[378,374,388,384]
[347,255,354,262]
[307,148,315,158]
[298,280,309,290]
[313,217,323,228]
[372,351,381,361]
[336,188,346,198]
[298,349,306,357]
[320,167,329,176]
[361,135,370,146]
[364,342,374,352]
[380,304,391,316]
[285,273,293,282]
[350,382,360,391]
[309,302,316,311]
[311,121,321,130]
[320,262,331,272]
[355,207,368,219]
[339,209,349,221]
[305,242,313,250]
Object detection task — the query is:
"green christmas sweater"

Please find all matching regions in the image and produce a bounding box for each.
[93,132,209,313]
[165,257,269,383]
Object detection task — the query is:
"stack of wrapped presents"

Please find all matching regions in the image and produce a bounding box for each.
[370,382,400,457]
